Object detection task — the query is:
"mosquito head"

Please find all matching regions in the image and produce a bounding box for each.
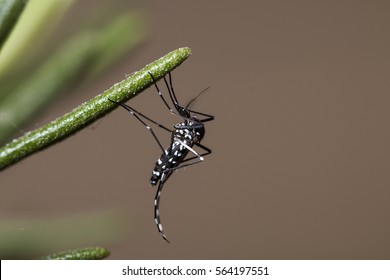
[176,105,191,119]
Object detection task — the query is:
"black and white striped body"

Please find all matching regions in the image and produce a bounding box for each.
[109,71,213,243]
[150,119,205,186]
[151,118,206,243]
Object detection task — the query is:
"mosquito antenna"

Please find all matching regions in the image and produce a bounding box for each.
[186,86,210,109]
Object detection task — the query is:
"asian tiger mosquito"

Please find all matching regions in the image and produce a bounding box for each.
[109,71,214,243]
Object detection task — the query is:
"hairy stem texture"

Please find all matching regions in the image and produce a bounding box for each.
[0,47,192,170]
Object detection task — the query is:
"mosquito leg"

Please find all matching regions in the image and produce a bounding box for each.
[186,108,215,122]
[179,142,212,163]
[110,99,172,132]
[150,71,190,119]
[109,99,167,153]
[163,158,203,172]
[163,142,212,172]
[177,139,204,160]
[167,71,180,106]
[154,177,170,243]
[148,72,180,116]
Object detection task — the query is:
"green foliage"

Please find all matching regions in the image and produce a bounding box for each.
[42,247,110,260]
[0,47,191,170]
[0,0,28,49]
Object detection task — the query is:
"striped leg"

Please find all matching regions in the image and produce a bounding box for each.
[153,172,173,243]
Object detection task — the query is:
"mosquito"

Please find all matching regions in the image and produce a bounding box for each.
[109,71,214,243]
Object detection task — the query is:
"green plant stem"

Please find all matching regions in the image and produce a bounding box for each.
[42,247,110,260]
[0,47,192,170]
[0,0,28,49]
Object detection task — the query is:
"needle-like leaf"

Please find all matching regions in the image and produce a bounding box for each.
[0,47,192,170]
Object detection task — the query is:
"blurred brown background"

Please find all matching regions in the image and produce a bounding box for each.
[1,0,390,259]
